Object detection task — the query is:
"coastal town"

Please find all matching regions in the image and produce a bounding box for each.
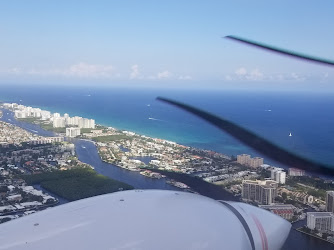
[1,102,334,244]
[0,113,90,223]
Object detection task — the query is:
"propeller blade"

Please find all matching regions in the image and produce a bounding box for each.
[225,35,334,67]
[157,96,334,176]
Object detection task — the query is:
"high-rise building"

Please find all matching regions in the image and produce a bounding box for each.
[237,154,264,168]
[307,212,334,232]
[76,118,96,129]
[32,108,42,118]
[72,116,80,125]
[26,107,32,116]
[271,168,282,179]
[14,110,27,118]
[66,117,73,125]
[66,127,81,137]
[275,171,286,184]
[288,168,305,176]
[326,191,334,213]
[53,117,65,128]
[89,119,95,129]
[250,157,264,168]
[237,154,251,165]
[270,168,286,184]
[53,113,61,118]
[242,180,278,205]
[78,118,84,128]
[41,111,51,120]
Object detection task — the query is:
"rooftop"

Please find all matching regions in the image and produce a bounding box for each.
[307,212,334,217]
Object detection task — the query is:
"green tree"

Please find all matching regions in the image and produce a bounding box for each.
[322,233,328,239]
[275,196,284,203]
[282,192,287,200]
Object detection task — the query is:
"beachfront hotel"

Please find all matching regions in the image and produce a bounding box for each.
[242,180,278,205]
[237,154,264,168]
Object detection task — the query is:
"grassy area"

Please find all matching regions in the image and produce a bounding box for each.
[21,168,133,201]
[92,134,131,142]
[81,128,93,133]
[40,123,66,133]
[287,176,334,190]
[14,117,65,133]
[17,117,40,123]
[286,176,332,199]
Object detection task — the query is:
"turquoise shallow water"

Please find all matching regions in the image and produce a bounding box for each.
[1,85,334,167]
[1,87,334,249]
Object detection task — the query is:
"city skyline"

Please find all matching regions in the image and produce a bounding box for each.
[0,1,334,91]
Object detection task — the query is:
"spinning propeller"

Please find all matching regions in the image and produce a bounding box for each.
[157,36,334,177]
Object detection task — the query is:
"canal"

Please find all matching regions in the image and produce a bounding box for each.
[1,108,333,249]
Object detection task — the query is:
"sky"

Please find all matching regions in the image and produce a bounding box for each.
[0,1,334,91]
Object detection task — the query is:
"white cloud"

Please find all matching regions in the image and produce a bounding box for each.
[0,64,195,82]
[291,72,302,81]
[66,62,114,78]
[0,67,22,74]
[235,67,247,76]
[157,70,171,79]
[178,75,192,80]
[248,69,264,80]
[11,62,115,78]
[234,67,264,80]
[226,67,306,82]
[130,64,140,79]
[148,70,172,80]
[231,67,264,80]
[274,72,305,81]
[225,75,233,81]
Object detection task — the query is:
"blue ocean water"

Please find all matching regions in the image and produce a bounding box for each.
[1,84,334,168]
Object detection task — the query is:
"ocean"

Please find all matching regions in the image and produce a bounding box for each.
[1,84,334,168]
[2,84,334,249]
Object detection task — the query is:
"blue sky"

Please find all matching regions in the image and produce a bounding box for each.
[0,1,334,91]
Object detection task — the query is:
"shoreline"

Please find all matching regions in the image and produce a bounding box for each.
[0,109,187,191]
[0,107,238,196]
[2,96,334,249]
[2,104,334,199]
[296,228,334,245]
[0,101,236,157]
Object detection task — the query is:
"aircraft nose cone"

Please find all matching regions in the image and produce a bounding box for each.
[226,202,291,250]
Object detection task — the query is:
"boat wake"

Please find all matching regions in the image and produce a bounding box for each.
[148,117,163,122]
